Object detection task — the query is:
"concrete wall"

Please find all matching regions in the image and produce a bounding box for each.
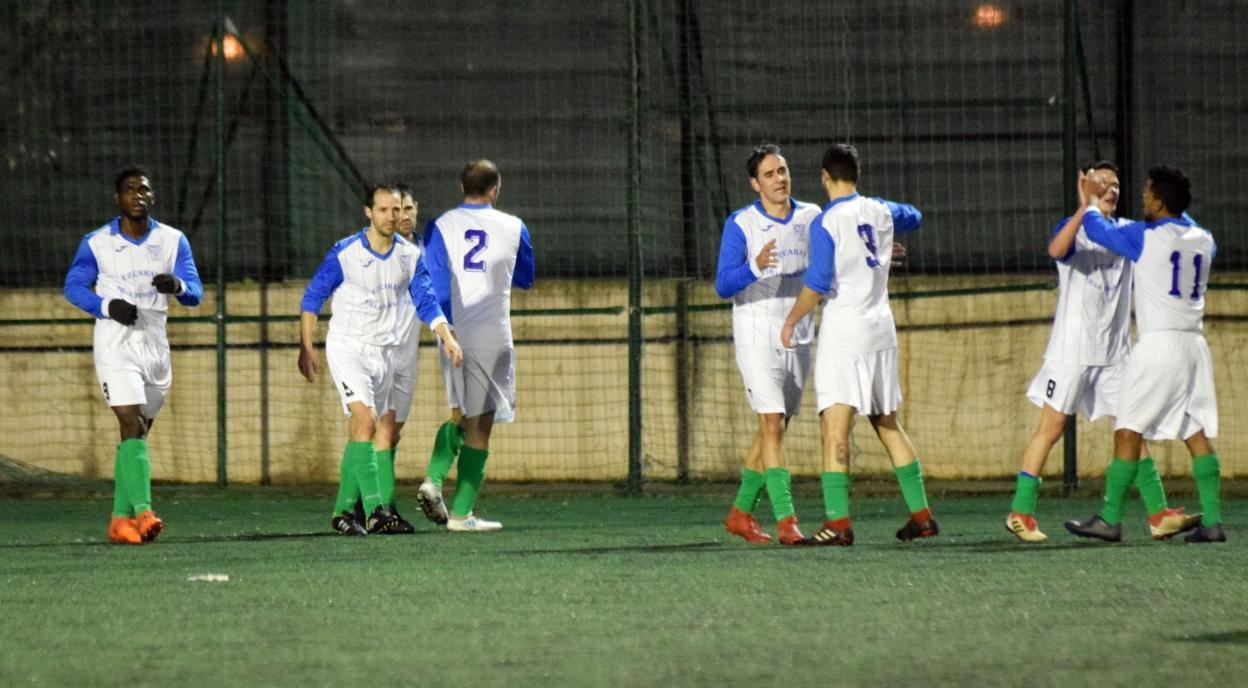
[3,274,1245,483]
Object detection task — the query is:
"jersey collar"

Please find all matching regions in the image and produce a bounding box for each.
[109,217,158,246]
[358,227,398,260]
[1144,214,1194,230]
[823,192,859,212]
[752,198,797,224]
[459,202,491,210]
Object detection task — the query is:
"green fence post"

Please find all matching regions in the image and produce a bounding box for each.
[215,4,229,487]
[1061,0,1078,495]
[626,0,644,495]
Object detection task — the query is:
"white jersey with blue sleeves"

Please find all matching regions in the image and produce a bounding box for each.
[715,198,821,349]
[805,194,921,353]
[300,229,446,347]
[1082,208,1214,334]
[1044,215,1133,367]
[63,217,204,349]
[425,203,535,347]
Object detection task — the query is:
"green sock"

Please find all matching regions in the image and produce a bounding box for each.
[333,442,362,515]
[426,421,462,489]
[376,448,396,507]
[1192,454,1222,526]
[1099,458,1140,525]
[111,444,131,517]
[732,469,766,513]
[894,460,930,513]
[450,445,489,518]
[1134,456,1168,515]
[763,467,795,520]
[352,441,383,513]
[820,471,850,521]
[1010,472,1041,515]
[118,438,152,515]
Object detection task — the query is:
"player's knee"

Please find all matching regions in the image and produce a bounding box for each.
[117,413,147,439]
[760,414,784,438]
[834,443,851,469]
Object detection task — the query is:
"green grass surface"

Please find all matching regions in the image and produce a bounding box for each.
[1,487,1246,687]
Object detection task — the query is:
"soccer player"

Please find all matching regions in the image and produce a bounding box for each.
[1065,166,1225,543]
[64,166,204,544]
[780,143,936,546]
[418,160,534,532]
[299,184,462,536]
[1005,162,1200,543]
[714,143,822,546]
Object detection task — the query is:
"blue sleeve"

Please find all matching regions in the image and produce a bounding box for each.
[424,221,453,324]
[804,226,836,295]
[63,236,104,318]
[1211,235,1218,262]
[512,223,535,289]
[714,218,757,299]
[1050,216,1076,262]
[409,253,447,325]
[1081,210,1144,262]
[173,234,203,307]
[882,199,922,235]
[300,244,345,313]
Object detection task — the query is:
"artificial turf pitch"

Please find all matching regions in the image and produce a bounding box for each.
[1,486,1245,687]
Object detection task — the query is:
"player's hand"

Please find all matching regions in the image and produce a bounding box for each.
[297,344,318,382]
[780,321,796,350]
[107,299,139,326]
[439,330,464,369]
[891,241,908,268]
[1077,170,1101,208]
[151,273,183,294]
[754,239,779,272]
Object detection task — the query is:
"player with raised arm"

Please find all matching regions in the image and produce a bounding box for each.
[418,160,534,532]
[1005,163,1199,543]
[64,166,204,544]
[1064,166,1225,543]
[780,143,935,546]
[299,184,462,536]
[714,143,821,545]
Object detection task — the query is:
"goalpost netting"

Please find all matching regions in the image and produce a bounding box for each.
[1,1,1245,490]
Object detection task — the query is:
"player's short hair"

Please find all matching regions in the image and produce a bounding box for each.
[393,182,416,203]
[114,165,151,193]
[1084,160,1120,176]
[364,183,401,208]
[461,160,500,197]
[821,144,860,183]
[746,143,783,179]
[1147,165,1192,215]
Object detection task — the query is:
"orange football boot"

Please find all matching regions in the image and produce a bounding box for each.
[724,506,774,544]
[776,515,806,546]
[136,510,164,543]
[108,516,142,545]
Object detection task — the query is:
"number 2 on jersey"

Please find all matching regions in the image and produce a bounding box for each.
[1168,251,1202,300]
[464,229,488,272]
[856,224,882,269]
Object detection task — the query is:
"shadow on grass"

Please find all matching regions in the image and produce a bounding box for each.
[1175,629,1248,644]
[502,541,732,556]
[0,531,357,548]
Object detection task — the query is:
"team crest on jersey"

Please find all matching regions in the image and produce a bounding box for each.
[146,243,162,260]
[399,254,412,273]
[794,224,806,237]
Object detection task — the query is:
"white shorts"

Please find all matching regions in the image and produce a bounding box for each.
[388,337,420,423]
[94,338,172,419]
[734,345,810,417]
[1026,360,1125,421]
[815,346,902,416]
[1115,331,1218,440]
[325,336,394,417]
[446,346,516,423]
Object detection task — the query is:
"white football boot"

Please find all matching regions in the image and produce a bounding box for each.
[446,512,502,533]
[416,479,449,525]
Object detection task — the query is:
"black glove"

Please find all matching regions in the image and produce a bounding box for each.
[152,273,183,294]
[107,299,139,326]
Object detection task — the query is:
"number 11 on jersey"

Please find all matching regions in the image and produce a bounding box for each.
[1168,250,1203,300]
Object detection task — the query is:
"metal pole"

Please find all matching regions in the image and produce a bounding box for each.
[1061,0,1078,495]
[214,4,229,487]
[1114,0,1135,218]
[626,0,644,494]
[674,0,695,484]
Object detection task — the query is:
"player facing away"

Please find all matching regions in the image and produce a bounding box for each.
[1005,162,1200,543]
[780,143,936,546]
[63,166,204,544]
[1065,166,1225,543]
[715,143,822,545]
[350,183,424,533]
[299,184,462,536]
[418,160,535,532]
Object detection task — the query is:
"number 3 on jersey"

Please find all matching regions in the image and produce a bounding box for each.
[1168,251,1203,300]
[464,229,488,272]
[856,224,882,269]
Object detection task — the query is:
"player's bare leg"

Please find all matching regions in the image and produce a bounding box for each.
[447,412,501,532]
[869,412,938,541]
[1183,430,1226,543]
[361,410,413,533]
[725,427,773,543]
[330,402,392,535]
[1006,405,1067,542]
[107,405,157,544]
[805,405,856,546]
